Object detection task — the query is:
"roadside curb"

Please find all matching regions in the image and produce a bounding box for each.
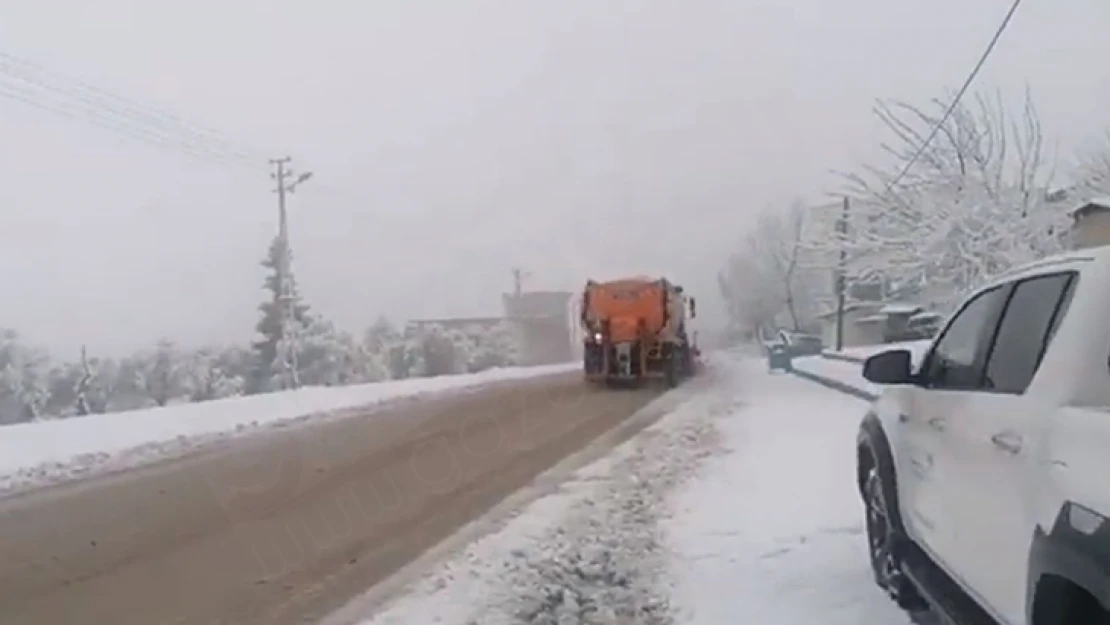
[789,368,877,402]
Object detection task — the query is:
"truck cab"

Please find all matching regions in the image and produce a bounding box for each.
[856,246,1110,625]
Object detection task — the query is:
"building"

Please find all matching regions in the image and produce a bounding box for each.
[501,291,576,366]
[1070,198,1110,250]
[814,302,886,348]
[407,317,504,334]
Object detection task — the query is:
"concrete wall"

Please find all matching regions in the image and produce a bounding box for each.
[503,291,575,366]
[818,306,885,348]
[511,316,574,366]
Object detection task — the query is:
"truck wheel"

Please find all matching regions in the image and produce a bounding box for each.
[665,358,678,388]
[863,467,926,611]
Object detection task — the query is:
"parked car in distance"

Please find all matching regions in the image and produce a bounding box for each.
[778,331,824,356]
[854,247,1110,625]
[764,340,793,372]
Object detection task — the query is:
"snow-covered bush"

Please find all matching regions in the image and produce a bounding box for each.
[186,347,245,402]
[0,309,528,426]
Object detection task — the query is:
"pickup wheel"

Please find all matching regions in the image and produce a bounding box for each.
[864,469,899,588]
[863,465,925,611]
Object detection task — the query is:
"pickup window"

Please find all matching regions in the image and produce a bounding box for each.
[922,284,1011,390]
[982,272,1077,394]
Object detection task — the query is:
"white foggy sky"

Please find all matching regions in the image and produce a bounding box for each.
[0,0,1108,356]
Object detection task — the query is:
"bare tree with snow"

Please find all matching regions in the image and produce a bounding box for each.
[814,89,1068,309]
[720,202,823,333]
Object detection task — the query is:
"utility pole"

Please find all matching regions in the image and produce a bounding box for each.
[511,267,530,297]
[834,196,850,352]
[269,157,313,390]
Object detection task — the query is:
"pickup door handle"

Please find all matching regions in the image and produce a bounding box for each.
[991,431,1023,454]
[927,417,946,432]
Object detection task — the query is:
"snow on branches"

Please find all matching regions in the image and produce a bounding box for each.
[821,89,1069,307]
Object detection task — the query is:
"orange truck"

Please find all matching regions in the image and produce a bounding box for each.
[579,276,699,386]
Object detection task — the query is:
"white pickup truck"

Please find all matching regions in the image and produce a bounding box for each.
[856,247,1110,625]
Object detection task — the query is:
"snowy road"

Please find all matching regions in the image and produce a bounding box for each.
[0,371,660,625]
[336,354,913,625]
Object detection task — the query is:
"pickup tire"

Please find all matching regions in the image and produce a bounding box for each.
[858,442,925,611]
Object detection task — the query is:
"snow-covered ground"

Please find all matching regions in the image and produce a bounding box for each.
[330,354,911,625]
[0,363,576,498]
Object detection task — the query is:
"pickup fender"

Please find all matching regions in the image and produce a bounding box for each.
[1027,502,1110,621]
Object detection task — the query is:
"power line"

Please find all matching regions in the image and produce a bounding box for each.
[884,0,1024,192]
[0,51,266,161]
[0,80,253,168]
[0,49,389,216]
[0,50,270,170]
[0,50,267,160]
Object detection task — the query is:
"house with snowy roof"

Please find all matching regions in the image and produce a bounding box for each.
[1070,198,1110,250]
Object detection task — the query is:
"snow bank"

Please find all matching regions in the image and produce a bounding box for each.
[829,340,931,363]
[0,363,576,497]
[791,356,878,398]
[342,356,741,625]
[666,360,912,624]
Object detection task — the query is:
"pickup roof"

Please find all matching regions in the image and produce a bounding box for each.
[855,247,1110,625]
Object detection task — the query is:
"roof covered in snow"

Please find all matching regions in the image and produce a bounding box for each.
[1070,197,1110,217]
[878,303,923,315]
[854,315,887,324]
[814,301,884,320]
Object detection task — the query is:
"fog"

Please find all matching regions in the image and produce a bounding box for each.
[0,0,1107,356]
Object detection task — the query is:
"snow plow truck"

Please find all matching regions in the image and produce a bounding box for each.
[579,277,700,387]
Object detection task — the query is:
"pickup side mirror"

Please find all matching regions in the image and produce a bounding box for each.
[862,349,914,385]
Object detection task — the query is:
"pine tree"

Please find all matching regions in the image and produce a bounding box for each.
[249,236,311,394]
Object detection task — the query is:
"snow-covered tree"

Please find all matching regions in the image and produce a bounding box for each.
[417,325,459,377]
[0,330,51,423]
[364,316,400,353]
[384,334,422,380]
[719,202,823,334]
[46,346,108,417]
[186,347,244,402]
[295,318,355,386]
[80,353,120,414]
[250,236,311,394]
[717,254,786,337]
[466,322,518,372]
[816,89,1068,309]
[341,337,388,384]
[130,339,190,407]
